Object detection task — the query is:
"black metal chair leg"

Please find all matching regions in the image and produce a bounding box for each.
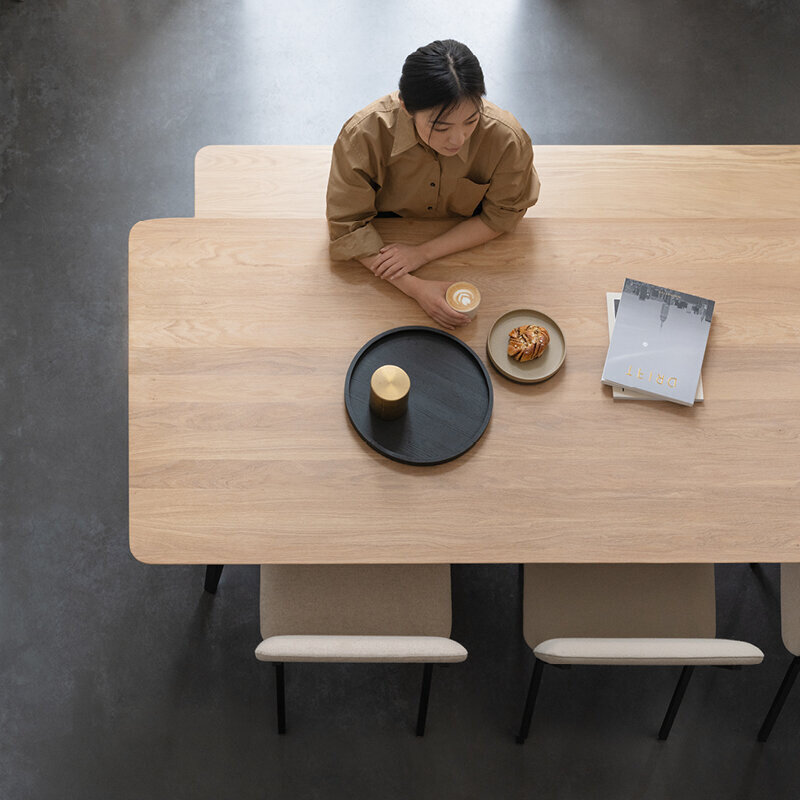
[516,658,545,744]
[275,663,286,734]
[204,565,224,594]
[758,656,800,742]
[416,663,434,736]
[658,665,694,740]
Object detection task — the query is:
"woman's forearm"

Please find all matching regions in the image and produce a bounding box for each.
[417,216,501,264]
[360,255,417,294]
[362,216,502,280]
[389,273,420,297]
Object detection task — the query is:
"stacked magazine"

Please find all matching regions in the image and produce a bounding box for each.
[602,278,715,406]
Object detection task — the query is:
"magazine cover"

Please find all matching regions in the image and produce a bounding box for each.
[601,279,714,406]
[605,293,703,402]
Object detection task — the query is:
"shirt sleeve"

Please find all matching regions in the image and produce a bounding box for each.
[478,132,541,235]
[326,125,385,262]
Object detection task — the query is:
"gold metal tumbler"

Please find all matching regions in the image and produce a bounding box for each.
[369,365,410,420]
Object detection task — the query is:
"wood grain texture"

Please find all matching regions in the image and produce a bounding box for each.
[129,217,800,564]
[194,145,800,219]
[194,145,331,218]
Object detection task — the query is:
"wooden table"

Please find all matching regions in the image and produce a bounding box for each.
[129,214,800,564]
[194,145,800,219]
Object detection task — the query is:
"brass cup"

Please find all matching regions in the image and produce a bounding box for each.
[369,365,411,420]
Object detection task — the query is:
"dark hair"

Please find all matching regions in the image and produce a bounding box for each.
[398,39,486,128]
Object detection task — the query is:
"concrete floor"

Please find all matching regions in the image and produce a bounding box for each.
[2,2,800,798]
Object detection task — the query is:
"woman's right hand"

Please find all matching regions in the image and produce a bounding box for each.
[407,278,471,330]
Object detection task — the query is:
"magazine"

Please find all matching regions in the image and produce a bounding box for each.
[606,293,703,402]
[602,279,714,406]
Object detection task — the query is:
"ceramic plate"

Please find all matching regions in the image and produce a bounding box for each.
[486,309,566,383]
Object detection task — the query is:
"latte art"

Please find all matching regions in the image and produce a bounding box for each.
[451,288,477,308]
[445,282,481,317]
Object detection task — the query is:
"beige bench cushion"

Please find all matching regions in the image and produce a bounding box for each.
[255,635,468,663]
[534,637,764,666]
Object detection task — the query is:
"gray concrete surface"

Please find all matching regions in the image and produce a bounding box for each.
[2,1,799,798]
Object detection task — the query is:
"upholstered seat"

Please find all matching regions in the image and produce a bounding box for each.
[534,637,764,666]
[256,634,467,663]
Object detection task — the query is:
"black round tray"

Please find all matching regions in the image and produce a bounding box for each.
[344,326,493,466]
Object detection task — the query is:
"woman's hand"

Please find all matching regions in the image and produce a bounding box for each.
[407,279,471,330]
[370,243,428,280]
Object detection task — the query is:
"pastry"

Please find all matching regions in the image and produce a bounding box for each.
[508,325,550,362]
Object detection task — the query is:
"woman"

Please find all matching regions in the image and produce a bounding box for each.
[326,39,540,330]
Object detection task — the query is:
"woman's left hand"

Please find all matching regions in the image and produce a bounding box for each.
[370,243,428,280]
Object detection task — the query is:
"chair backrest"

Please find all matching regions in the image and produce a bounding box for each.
[781,563,800,656]
[523,564,716,649]
[260,564,452,639]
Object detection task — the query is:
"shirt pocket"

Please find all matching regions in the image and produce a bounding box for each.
[447,177,490,217]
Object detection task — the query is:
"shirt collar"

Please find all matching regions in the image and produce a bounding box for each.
[391,100,471,163]
[391,104,419,158]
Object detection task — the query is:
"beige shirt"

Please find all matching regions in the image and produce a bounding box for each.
[326,92,541,261]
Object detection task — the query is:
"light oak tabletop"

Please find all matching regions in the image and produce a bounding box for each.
[194,144,800,219]
[129,215,800,564]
